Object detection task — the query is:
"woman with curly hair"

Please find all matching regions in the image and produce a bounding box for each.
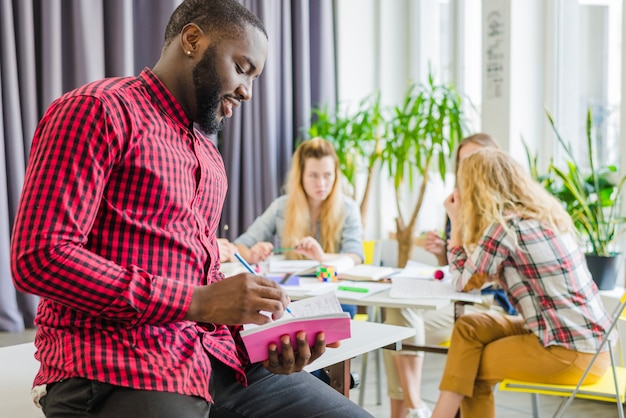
[431,148,614,418]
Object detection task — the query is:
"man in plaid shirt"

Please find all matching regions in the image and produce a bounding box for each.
[10,1,372,417]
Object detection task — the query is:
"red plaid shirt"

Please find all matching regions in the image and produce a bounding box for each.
[11,68,249,402]
[448,216,614,353]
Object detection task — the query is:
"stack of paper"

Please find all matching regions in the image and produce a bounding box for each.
[337,264,396,281]
[394,260,451,281]
[389,277,482,303]
[267,255,356,276]
[268,258,320,274]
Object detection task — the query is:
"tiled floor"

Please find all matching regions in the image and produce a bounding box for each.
[2,330,623,417]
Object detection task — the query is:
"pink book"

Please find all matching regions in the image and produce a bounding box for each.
[240,313,352,363]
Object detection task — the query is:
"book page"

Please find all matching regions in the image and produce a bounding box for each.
[389,277,481,303]
[243,291,343,331]
[268,257,320,273]
[337,264,395,281]
[287,291,343,317]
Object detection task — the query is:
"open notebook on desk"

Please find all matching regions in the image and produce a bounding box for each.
[394,260,451,280]
[336,264,396,281]
[390,261,481,303]
[267,255,355,276]
[283,278,391,299]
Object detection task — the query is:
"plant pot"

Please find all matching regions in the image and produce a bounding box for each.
[585,253,622,291]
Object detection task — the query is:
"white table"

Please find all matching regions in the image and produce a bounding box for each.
[304,320,415,397]
[0,320,414,414]
[0,343,43,418]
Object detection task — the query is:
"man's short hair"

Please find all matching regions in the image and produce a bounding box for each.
[163,0,267,45]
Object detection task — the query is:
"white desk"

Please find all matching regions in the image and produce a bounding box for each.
[304,320,414,372]
[305,320,415,397]
[0,343,43,418]
[0,321,414,414]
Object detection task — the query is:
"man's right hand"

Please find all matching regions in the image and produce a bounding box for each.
[184,274,290,325]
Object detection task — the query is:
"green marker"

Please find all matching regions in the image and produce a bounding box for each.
[273,247,295,253]
[337,285,369,293]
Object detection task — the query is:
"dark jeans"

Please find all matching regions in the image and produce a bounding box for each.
[41,378,210,417]
[209,357,372,417]
[40,357,373,418]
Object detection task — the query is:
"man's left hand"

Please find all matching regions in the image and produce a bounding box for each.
[262,331,339,374]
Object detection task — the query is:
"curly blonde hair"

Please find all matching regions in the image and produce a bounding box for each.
[457,148,576,251]
[282,138,344,257]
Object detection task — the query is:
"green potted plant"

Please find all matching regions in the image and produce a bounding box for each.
[308,73,467,267]
[383,76,465,267]
[530,109,626,289]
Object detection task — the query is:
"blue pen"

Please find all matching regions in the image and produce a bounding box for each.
[234,253,295,317]
[234,252,256,274]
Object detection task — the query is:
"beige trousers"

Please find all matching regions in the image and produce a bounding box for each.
[439,311,610,418]
[382,296,497,400]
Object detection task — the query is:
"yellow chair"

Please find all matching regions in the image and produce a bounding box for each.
[498,292,626,418]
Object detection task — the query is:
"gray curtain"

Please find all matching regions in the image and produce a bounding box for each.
[220,0,337,240]
[0,0,337,331]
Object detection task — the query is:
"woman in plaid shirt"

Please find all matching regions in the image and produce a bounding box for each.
[431,148,614,418]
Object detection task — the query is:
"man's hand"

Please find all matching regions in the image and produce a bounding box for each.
[185,274,290,325]
[263,331,336,374]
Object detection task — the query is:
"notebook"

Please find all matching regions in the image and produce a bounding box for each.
[336,264,396,281]
[240,292,351,363]
[267,255,355,276]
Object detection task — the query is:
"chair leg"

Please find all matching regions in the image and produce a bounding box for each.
[553,298,626,418]
[375,347,382,405]
[358,351,368,406]
[358,306,386,406]
[531,393,540,418]
[608,347,625,418]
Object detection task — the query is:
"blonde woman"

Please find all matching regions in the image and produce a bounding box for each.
[431,148,614,418]
[383,133,503,418]
[234,136,363,267]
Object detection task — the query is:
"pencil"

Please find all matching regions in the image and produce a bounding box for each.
[234,253,295,316]
[273,247,295,253]
[234,252,256,274]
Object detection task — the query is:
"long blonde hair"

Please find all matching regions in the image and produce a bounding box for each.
[454,133,500,173]
[282,138,345,257]
[457,148,576,251]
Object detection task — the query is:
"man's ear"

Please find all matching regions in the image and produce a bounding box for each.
[180,23,204,57]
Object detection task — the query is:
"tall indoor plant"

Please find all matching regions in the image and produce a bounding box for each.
[308,73,466,267]
[383,76,465,267]
[531,109,626,289]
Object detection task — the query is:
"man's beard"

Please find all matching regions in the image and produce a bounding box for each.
[193,46,223,135]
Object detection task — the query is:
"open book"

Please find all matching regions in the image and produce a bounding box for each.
[337,264,396,281]
[267,255,355,276]
[240,292,352,363]
[389,261,481,304]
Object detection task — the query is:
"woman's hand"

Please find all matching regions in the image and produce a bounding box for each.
[444,189,463,247]
[294,236,324,262]
[248,242,274,263]
[423,231,448,266]
[444,189,461,224]
[217,238,238,263]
